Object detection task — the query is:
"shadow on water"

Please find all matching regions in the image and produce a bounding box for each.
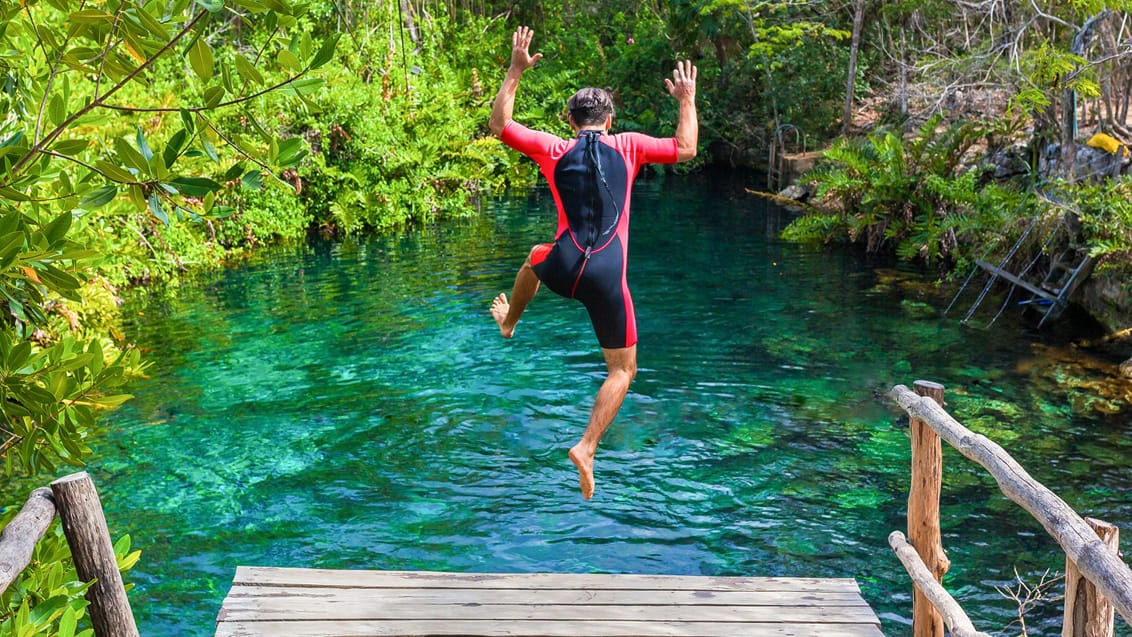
[3,170,1131,636]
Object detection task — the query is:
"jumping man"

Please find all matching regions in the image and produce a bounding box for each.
[488,26,698,500]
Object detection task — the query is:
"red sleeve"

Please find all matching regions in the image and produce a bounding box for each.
[500,121,564,161]
[620,132,679,165]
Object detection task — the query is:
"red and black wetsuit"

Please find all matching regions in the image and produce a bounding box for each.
[501,122,678,349]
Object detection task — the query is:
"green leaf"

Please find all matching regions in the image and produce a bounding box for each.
[147,193,168,225]
[68,9,113,24]
[94,160,137,183]
[230,0,269,10]
[96,394,134,407]
[277,49,301,72]
[234,54,265,86]
[0,131,24,148]
[180,108,195,134]
[37,265,81,293]
[136,127,154,161]
[48,94,67,127]
[44,211,73,244]
[203,85,225,107]
[169,177,221,197]
[133,5,170,39]
[58,606,78,637]
[114,138,149,175]
[261,0,293,13]
[241,170,263,190]
[79,185,117,209]
[0,187,31,202]
[218,58,235,94]
[163,129,189,169]
[188,37,214,81]
[310,33,340,69]
[279,78,324,97]
[195,0,225,11]
[224,162,245,180]
[52,139,89,156]
[0,233,25,264]
[275,138,307,168]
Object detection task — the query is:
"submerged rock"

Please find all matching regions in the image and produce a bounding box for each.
[1022,343,1132,416]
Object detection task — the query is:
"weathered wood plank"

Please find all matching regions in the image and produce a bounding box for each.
[216,599,881,623]
[216,568,882,637]
[221,585,870,606]
[215,619,885,637]
[0,487,55,595]
[232,566,864,593]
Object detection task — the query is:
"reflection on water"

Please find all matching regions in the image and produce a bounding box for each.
[5,172,1131,636]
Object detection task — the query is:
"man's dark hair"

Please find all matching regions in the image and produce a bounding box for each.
[567,88,614,127]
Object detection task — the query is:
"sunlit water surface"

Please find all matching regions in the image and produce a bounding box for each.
[6,173,1132,636]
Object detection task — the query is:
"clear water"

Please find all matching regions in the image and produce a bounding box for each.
[7,172,1132,636]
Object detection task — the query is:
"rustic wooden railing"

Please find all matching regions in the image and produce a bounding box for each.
[890,381,1131,637]
[0,471,139,637]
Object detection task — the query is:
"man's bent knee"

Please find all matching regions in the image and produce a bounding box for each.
[602,345,637,380]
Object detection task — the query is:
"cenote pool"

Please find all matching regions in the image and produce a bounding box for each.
[8,172,1132,636]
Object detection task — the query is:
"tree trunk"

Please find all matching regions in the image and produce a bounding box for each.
[842,0,866,134]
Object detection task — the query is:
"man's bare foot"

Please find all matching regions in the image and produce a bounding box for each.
[568,444,595,500]
[490,293,514,338]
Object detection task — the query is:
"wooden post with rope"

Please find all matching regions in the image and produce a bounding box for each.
[908,380,949,637]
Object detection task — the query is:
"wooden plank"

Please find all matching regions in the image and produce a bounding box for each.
[232,567,863,593]
[221,585,869,606]
[216,568,883,637]
[975,260,1058,301]
[217,599,881,623]
[215,619,885,637]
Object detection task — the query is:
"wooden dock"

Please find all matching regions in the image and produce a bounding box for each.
[215,567,884,636]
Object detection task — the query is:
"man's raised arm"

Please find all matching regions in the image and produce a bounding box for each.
[489,26,543,137]
[664,60,698,162]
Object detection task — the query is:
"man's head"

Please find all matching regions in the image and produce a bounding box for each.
[567,88,614,129]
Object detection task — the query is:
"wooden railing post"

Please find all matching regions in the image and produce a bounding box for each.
[1063,518,1119,637]
[909,380,949,637]
[0,487,56,594]
[51,472,139,637]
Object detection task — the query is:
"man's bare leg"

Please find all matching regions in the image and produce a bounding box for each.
[569,345,637,500]
[491,246,542,338]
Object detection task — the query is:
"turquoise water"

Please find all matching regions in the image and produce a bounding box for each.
[9,172,1132,635]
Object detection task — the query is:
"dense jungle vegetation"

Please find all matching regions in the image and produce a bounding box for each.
[3,0,1132,633]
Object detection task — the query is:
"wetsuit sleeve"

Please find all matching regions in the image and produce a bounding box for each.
[621,132,679,165]
[501,121,561,161]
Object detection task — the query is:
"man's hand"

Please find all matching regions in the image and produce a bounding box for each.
[490,26,542,137]
[666,60,699,162]
[664,60,697,103]
[510,26,543,73]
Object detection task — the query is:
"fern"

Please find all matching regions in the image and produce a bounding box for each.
[783,117,1010,267]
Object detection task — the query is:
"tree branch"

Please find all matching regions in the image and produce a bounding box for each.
[98,67,315,114]
[1,7,210,188]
